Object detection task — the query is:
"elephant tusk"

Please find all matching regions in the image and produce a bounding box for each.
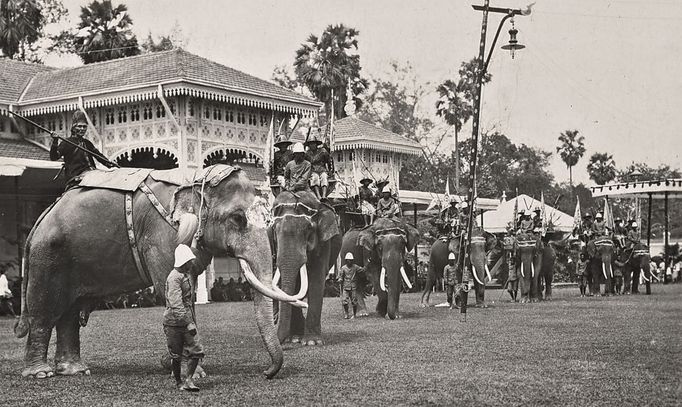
[641,267,649,282]
[520,263,525,278]
[380,267,387,291]
[400,266,412,289]
[602,262,608,279]
[294,264,308,300]
[485,264,492,282]
[273,268,281,287]
[531,262,535,278]
[472,265,484,286]
[239,259,307,308]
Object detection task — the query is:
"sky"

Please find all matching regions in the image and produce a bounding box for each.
[46,0,682,186]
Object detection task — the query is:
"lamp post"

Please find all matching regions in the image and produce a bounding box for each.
[463,2,530,280]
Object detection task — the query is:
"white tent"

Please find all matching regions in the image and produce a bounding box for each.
[478,194,575,233]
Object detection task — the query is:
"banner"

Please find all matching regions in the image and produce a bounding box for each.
[573,196,582,232]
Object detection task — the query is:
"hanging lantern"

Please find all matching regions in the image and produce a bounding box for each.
[501,19,525,59]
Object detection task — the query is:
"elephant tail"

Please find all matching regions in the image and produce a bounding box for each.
[14,230,32,338]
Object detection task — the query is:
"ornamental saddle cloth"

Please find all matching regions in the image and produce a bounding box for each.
[79,168,153,192]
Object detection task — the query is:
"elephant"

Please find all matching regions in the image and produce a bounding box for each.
[626,242,653,295]
[340,218,419,319]
[269,190,341,345]
[586,236,616,296]
[14,165,304,379]
[420,229,495,308]
[514,233,544,303]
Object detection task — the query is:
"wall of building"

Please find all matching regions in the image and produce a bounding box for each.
[333,148,404,192]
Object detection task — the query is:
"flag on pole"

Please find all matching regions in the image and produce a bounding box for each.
[263,112,275,175]
[573,196,582,232]
[511,193,519,232]
[540,191,547,235]
[603,198,615,231]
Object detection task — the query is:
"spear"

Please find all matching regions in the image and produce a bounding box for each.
[9,111,119,168]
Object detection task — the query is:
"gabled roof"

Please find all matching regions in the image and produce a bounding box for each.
[0,58,55,103]
[477,194,575,233]
[3,49,321,116]
[0,138,51,161]
[332,116,422,155]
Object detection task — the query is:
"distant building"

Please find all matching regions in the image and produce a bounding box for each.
[0,49,320,286]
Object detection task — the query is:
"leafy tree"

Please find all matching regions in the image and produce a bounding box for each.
[0,0,67,61]
[293,24,368,121]
[556,129,586,186]
[271,64,302,92]
[435,58,492,191]
[357,61,434,144]
[587,152,616,185]
[71,0,140,64]
[616,162,681,182]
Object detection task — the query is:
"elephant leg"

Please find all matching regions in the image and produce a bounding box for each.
[376,290,388,317]
[420,265,436,307]
[544,271,554,301]
[55,304,90,376]
[22,320,55,378]
[631,267,640,294]
[475,282,486,307]
[623,268,632,293]
[519,273,530,303]
[303,256,327,346]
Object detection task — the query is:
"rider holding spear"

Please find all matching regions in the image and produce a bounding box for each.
[49,111,117,189]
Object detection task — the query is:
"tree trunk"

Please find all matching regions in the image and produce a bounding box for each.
[569,166,573,188]
[455,126,460,193]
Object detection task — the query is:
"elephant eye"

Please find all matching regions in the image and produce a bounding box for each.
[229,211,247,230]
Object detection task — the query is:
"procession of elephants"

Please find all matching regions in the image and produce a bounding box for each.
[13,166,653,380]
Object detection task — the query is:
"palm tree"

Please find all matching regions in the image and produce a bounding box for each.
[0,0,42,59]
[293,24,367,121]
[435,58,491,191]
[556,129,586,187]
[73,0,139,64]
[587,152,616,185]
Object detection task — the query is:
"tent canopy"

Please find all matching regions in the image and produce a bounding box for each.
[478,194,575,234]
[590,179,682,200]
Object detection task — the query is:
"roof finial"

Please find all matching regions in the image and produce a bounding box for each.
[344,77,356,117]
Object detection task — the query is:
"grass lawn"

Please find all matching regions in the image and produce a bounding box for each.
[1,285,681,406]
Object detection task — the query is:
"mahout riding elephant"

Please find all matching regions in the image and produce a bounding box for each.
[420,229,495,308]
[586,236,616,296]
[15,165,303,379]
[626,242,652,295]
[340,218,419,319]
[269,190,341,345]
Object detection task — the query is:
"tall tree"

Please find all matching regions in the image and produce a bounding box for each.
[0,0,67,61]
[293,24,368,122]
[435,58,492,191]
[71,0,139,64]
[587,152,616,185]
[556,129,586,187]
[357,61,434,144]
[271,64,302,92]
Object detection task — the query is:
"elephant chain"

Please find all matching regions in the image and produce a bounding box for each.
[138,182,176,229]
[125,192,153,287]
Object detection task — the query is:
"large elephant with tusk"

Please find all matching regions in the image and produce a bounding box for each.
[14,165,304,379]
[514,233,544,303]
[586,237,617,296]
[269,190,341,345]
[340,218,419,320]
[624,242,653,295]
[420,229,495,308]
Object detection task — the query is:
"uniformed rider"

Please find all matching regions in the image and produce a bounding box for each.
[50,111,115,190]
[305,135,333,199]
[284,142,311,192]
[376,186,400,218]
[271,134,292,187]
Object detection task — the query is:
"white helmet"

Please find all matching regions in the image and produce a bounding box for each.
[382,186,391,193]
[174,244,196,268]
[596,213,603,219]
[631,222,638,228]
[344,252,354,260]
[458,201,469,209]
[292,142,305,154]
[448,252,456,260]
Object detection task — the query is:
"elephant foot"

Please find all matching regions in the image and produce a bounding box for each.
[192,365,207,379]
[474,302,488,308]
[22,363,55,379]
[385,314,401,320]
[356,310,369,317]
[290,336,302,344]
[56,361,91,376]
[531,298,539,303]
[544,295,552,301]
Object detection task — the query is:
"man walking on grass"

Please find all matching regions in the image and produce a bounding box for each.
[164,244,204,392]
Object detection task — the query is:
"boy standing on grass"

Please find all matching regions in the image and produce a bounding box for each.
[576,253,588,297]
[444,253,458,308]
[338,252,362,319]
[164,244,204,392]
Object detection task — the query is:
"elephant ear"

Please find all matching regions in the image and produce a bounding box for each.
[404,223,420,252]
[359,228,376,252]
[316,206,339,243]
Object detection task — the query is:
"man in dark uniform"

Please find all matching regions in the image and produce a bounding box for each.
[532,207,543,231]
[591,212,609,237]
[50,111,115,190]
[271,134,292,187]
[358,178,375,225]
[517,210,534,235]
[305,136,333,199]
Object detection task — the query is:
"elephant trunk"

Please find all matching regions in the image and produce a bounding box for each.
[384,254,402,320]
[275,252,307,343]
[233,226,283,378]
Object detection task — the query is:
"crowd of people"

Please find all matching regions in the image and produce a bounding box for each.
[210,277,252,302]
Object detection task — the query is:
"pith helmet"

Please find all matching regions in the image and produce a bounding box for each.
[448,252,456,260]
[631,221,638,228]
[292,142,305,154]
[174,244,196,268]
[596,212,604,219]
[345,252,354,260]
[382,186,391,193]
[71,111,88,128]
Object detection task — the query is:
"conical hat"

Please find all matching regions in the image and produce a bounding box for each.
[274,134,292,147]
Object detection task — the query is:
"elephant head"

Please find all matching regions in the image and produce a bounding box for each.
[270,190,340,342]
[170,166,303,378]
[514,233,541,280]
[587,237,615,281]
[359,218,419,319]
